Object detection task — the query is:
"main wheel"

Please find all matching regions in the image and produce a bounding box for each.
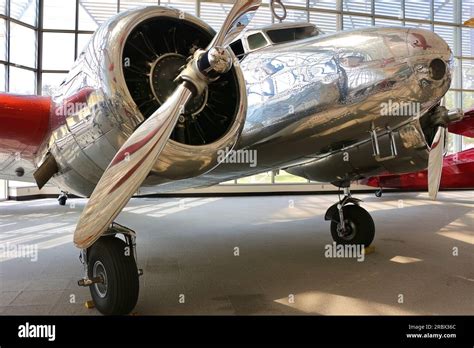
[330,205,375,247]
[58,196,67,206]
[87,236,139,315]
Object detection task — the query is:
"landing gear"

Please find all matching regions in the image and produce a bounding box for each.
[375,188,383,198]
[58,191,68,206]
[78,223,142,315]
[325,187,375,247]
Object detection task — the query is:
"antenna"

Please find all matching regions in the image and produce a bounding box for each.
[270,0,287,23]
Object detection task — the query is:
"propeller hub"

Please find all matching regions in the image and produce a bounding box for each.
[150,53,208,116]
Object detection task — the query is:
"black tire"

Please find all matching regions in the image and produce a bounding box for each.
[87,236,139,315]
[58,196,67,206]
[330,205,375,247]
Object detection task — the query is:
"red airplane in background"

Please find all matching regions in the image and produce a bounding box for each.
[362,108,474,196]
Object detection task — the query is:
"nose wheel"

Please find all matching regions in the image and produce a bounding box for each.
[78,224,141,315]
[325,187,375,247]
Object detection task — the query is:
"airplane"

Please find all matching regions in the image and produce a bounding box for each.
[361,108,474,195]
[0,0,466,314]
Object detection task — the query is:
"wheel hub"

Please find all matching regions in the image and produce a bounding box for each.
[92,260,108,298]
[337,219,357,240]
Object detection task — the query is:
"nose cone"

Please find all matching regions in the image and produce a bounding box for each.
[406,28,453,102]
[407,28,452,58]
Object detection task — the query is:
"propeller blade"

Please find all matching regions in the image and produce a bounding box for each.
[74,0,263,249]
[428,126,446,200]
[74,84,193,248]
[209,0,261,49]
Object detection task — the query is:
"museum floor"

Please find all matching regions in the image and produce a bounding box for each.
[0,191,472,315]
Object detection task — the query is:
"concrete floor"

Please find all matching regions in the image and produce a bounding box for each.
[0,191,473,315]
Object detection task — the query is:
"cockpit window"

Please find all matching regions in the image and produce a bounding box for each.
[229,39,245,59]
[266,26,319,44]
[247,33,269,50]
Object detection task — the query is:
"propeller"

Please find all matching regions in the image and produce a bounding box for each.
[427,97,447,200]
[74,0,262,249]
[426,99,465,200]
[427,126,446,200]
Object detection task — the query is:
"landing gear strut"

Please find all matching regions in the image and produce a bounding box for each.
[78,223,142,315]
[324,187,375,247]
[58,191,68,206]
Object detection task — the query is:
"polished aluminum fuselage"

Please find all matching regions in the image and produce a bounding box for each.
[147,25,452,192]
[0,7,452,195]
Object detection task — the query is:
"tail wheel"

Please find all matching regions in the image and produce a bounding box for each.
[87,236,139,315]
[330,205,375,247]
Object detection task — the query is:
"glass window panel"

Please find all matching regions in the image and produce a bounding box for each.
[10,0,37,26]
[462,136,474,150]
[78,3,99,31]
[79,0,117,26]
[443,90,457,109]
[343,0,372,14]
[309,0,337,10]
[283,0,306,7]
[463,91,474,109]
[434,25,455,52]
[120,0,158,12]
[445,132,457,154]
[405,0,431,20]
[285,9,308,22]
[405,21,432,30]
[0,19,6,61]
[462,0,474,23]
[10,23,36,68]
[9,67,35,94]
[274,170,308,183]
[0,63,5,92]
[42,33,75,70]
[375,0,402,18]
[160,0,196,16]
[462,59,474,90]
[374,18,402,27]
[246,7,273,29]
[343,15,372,29]
[237,172,272,184]
[452,57,461,89]
[42,72,67,95]
[78,33,93,55]
[0,0,5,15]
[310,11,338,33]
[248,33,268,50]
[43,0,76,30]
[462,28,474,57]
[200,2,232,30]
[434,0,455,23]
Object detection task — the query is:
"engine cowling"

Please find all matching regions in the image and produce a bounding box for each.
[42,6,247,196]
